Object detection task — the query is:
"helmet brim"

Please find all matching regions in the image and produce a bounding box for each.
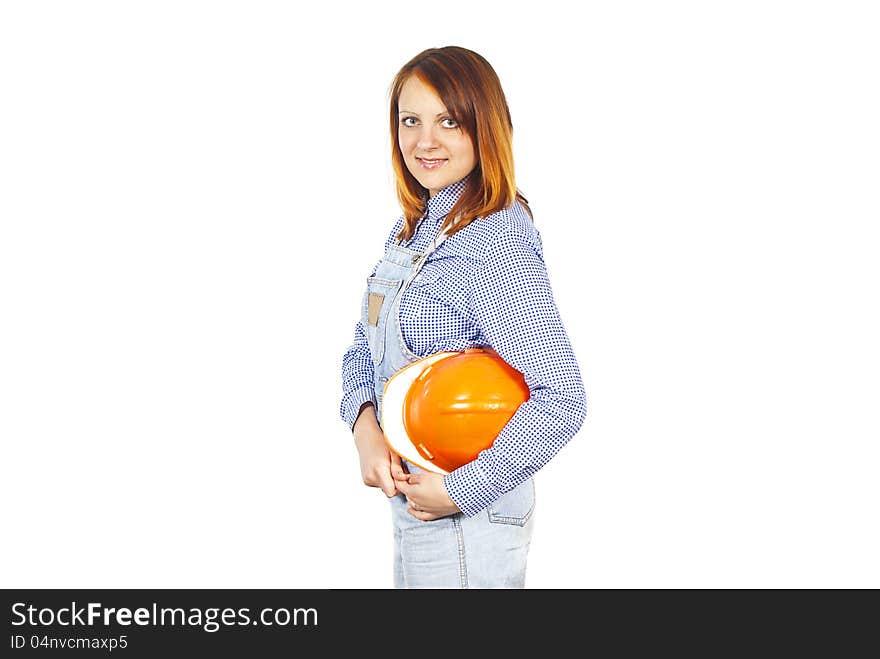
[382,351,458,475]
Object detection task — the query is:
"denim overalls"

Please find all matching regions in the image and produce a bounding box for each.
[362,223,535,589]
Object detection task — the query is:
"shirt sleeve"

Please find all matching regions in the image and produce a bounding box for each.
[340,318,376,431]
[443,222,587,516]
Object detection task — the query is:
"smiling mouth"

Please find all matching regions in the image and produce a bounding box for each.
[418,158,447,169]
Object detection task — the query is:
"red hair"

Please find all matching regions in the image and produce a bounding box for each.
[388,46,533,242]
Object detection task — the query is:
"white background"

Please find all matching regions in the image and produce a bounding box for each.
[1,1,878,588]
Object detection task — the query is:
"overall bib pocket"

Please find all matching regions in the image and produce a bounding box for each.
[362,276,403,366]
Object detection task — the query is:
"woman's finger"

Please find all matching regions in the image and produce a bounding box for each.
[377,467,398,498]
[390,453,407,480]
[408,506,437,521]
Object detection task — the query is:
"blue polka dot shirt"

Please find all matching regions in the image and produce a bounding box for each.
[341,178,587,516]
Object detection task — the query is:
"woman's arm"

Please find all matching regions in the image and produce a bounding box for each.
[342,320,407,497]
[444,221,588,516]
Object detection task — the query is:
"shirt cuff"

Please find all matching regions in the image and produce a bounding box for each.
[443,460,501,517]
[341,385,376,431]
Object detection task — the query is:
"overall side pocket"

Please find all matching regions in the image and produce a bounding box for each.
[487,478,535,526]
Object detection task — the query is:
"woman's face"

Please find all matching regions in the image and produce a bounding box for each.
[397,76,476,199]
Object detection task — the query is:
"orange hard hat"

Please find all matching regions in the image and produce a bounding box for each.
[382,348,530,474]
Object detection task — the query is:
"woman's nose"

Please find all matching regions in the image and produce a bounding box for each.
[417,126,439,150]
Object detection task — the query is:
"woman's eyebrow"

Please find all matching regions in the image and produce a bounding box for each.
[398,110,449,116]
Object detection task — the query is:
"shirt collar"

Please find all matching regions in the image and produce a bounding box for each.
[424,178,468,224]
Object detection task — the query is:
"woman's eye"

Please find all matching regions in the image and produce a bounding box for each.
[400,116,458,128]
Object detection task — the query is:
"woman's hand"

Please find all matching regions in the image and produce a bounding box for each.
[353,403,406,498]
[394,471,461,521]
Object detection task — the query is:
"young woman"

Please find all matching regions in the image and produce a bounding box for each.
[340,46,587,588]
